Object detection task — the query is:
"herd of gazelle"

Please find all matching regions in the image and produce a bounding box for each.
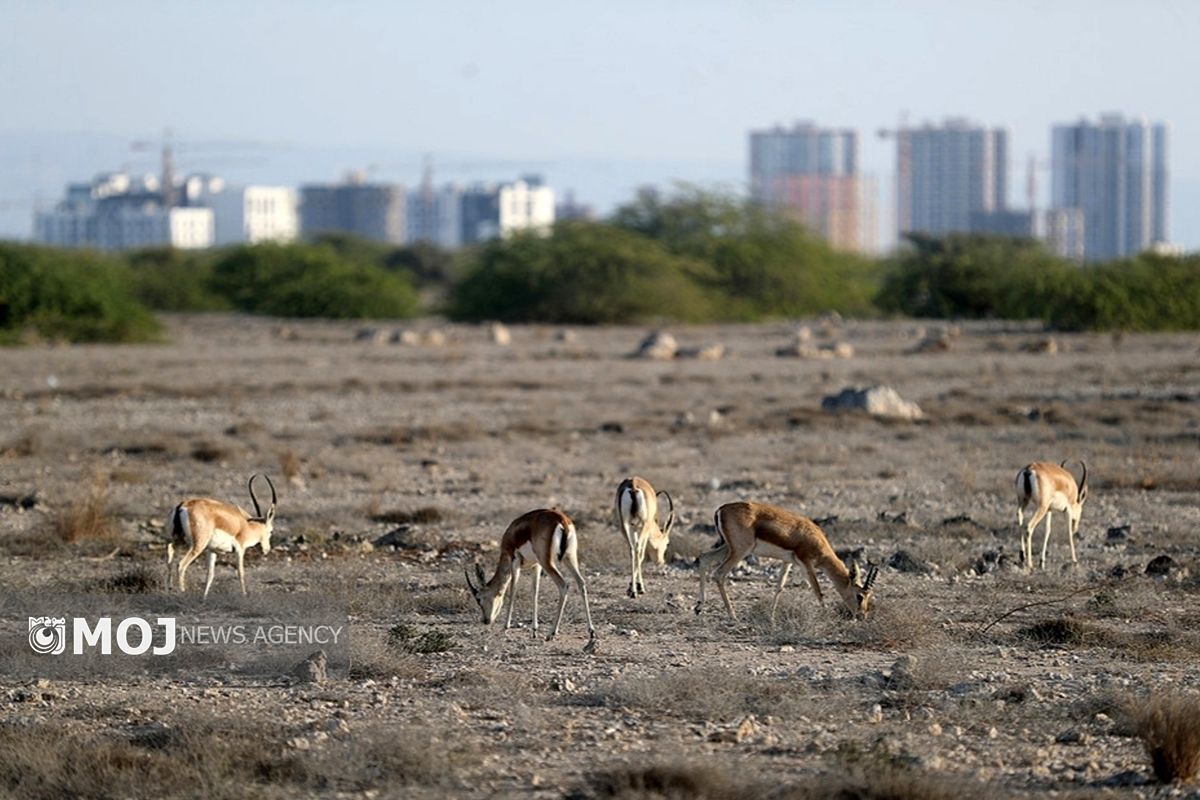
[162,460,1089,639]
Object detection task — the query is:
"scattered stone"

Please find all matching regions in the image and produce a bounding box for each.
[355,327,388,344]
[554,329,576,343]
[886,655,918,691]
[323,718,351,737]
[821,386,924,421]
[391,329,423,346]
[869,703,883,724]
[632,331,677,360]
[928,722,943,736]
[293,650,327,685]
[273,325,300,341]
[424,330,448,346]
[1055,728,1093,745]
[489,323,512,346]
[887,549,933,575]
[973,549,1012,575]
[775,341,852,359]
[372,528,416,549]
[598,421,624,434]
[1145,555,1178,577]
[1021,337,1059,355]
[1106,524,1132,544]
[549,675,576,693]
[911,329,954,353]
[677,343,726,360]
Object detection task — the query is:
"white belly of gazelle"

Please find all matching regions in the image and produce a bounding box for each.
[751,540,797,562]
[207,529,239,553]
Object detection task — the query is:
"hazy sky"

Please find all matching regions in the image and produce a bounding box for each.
[3,1,1199,247]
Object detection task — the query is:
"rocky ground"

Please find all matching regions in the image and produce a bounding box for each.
[1,314,1199,799]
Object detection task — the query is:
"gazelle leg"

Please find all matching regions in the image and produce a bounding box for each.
[236,545,248,596]
[803,560,824,604]
[624,524,638,598]
[1039,512,1053,570]
[531,564,542,635]
[506,560,522,630]
[635,530,651,594]
[1024,506,1048,572]
[203,552,218,599]
[564,551,595,639]
[165,542,175,590]
[694,543,728,614]
[544,566,569,641]
[177,549,200,593]
[712,549,745,620]
[1068,517,1078,565]
[770,562,793,623]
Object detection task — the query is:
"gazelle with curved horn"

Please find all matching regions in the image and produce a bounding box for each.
[1015,460,1088,571]
[695,501,878,621]
[165,474,277,598]
[615,476,675,597]
[464,508,595,645]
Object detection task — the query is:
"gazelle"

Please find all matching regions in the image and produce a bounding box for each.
[165,474,277,599]
[464,508,596,645]
[695,501,878,620]
[615,476,675,597]
[1016,460,1088,571]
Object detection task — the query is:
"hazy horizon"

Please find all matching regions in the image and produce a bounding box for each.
[3,1,1198,250]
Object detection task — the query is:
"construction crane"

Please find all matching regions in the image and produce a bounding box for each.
[130,130,273,206]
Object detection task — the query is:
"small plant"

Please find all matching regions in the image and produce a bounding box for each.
[95,565,159,594]
[387,623,456,654]
[54,473,119,544]
[1138,694,1200,784]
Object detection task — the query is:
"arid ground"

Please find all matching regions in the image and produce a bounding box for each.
[1,315,1199,799]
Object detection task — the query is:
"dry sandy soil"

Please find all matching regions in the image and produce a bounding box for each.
[1,314,1199,799]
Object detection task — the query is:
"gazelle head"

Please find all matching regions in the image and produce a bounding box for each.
[1061,459,1089,531]
[464,562,506,624]
[841,561,879,618]
[247,473,277,554]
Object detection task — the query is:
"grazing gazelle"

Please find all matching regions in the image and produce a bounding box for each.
[695,501,878,620]
[1016,460,1088,571]
[166,474,276,599]
[615,476,675,597]
[464,508,596,645]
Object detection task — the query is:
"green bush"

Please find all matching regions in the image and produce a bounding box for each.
[612,187,882,318]
[449,221,719,323]
[0,243,160,344]
[126,247,227,312]
[209,243,420,319]
[878,234,1200,331]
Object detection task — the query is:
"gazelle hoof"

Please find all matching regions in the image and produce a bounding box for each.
[693,604,703,616]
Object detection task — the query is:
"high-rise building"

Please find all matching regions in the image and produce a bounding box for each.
[460,175,555,245]
[749,122,876,253]
[202,184,298,246]
[300,172,406,244]
[34,171,214,250]
[407,178,463,249]
[894,119,1008,239]
[1051,114,1168,261]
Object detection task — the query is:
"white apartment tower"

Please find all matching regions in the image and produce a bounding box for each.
[1051,114,1168,261]
[895,119,1009,238]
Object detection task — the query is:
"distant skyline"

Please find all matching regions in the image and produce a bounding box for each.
[2,1,1198,249]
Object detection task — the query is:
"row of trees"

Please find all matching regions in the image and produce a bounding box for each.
[3,189,1198,343]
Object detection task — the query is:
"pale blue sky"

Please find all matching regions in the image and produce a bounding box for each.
[2,0,1198,247]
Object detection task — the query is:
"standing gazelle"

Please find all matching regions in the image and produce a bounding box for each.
[695,501,878,620]
[166,474,277,599]
[1016,460,1088,571]
[615,476,675,597]
[464,508,596,645]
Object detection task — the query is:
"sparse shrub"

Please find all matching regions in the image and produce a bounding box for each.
[96,564,160,594]
[577,763,748,800]
[0,242,160,344]
[209,242,419,319]
[1138,694,1200,784]
[190,441,231,463]
[370,506,445,525]
[387,623,456,654]
[279,449,303,482]
[54,473,119,544]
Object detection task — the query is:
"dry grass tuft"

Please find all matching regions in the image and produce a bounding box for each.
[54,473,120,544]
[582,665,813,722]
[845,598,949,650]
[189,440,231,463]
[279,449,303,482]
[575,763,748,800]
[93,564,161,594]
[370,506,445,525]
[1138,693,1200,784]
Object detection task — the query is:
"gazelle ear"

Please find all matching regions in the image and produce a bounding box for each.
[863,564,879,591]
[464,566,479,595]
[848,561,863,586]
[474,563,486,587]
